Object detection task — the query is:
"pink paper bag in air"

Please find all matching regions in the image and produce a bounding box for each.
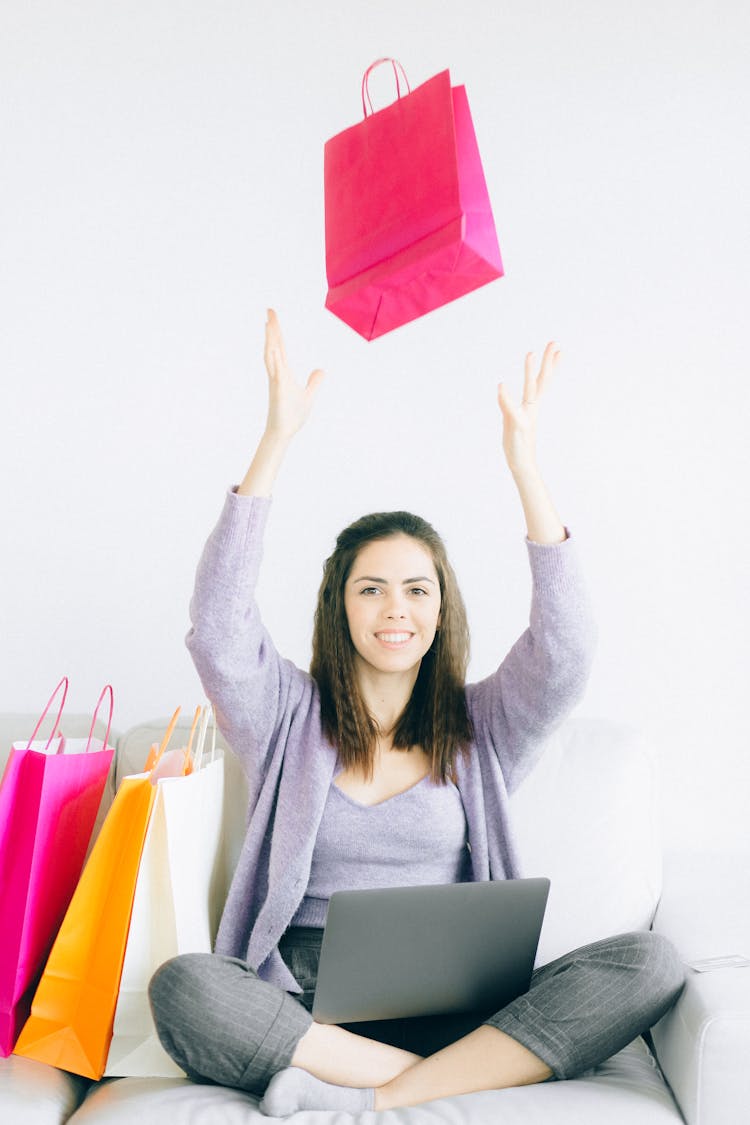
[324,59,504,340]
[0,679,114,1055]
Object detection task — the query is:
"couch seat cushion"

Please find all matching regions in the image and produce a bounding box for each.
[67,1039,681,1124]
[0,1055,89,1124]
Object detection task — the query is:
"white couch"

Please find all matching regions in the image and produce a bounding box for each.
[1,712,748,1124]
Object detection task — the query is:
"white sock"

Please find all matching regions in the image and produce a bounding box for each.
[259,1066,375,1116]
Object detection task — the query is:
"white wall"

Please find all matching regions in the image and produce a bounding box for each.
[2,1,748,853]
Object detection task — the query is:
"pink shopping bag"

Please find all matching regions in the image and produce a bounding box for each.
[0,678,115,1055]
[324,58,504,340]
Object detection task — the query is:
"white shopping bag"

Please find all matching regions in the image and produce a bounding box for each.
[104,708,225,1077]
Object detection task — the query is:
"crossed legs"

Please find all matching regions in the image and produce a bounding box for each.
[288,1018,550,1110]
[149,931,685,1113]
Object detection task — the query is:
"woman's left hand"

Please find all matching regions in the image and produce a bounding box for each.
[497,342,561,478]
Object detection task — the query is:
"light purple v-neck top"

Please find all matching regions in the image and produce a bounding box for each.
[290,774,472,927]
[186,491,596,994]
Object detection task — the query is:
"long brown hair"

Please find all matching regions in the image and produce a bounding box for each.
[310,511,474,782]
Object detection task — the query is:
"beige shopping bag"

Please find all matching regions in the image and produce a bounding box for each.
[104,707,226,1077]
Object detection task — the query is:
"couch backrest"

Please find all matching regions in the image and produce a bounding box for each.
[115,713,662,965]
[1,711,661,966]
[511,716,662,965]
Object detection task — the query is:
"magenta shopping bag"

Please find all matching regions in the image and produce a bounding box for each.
[0,678,115,1055]
[324,58,504,340]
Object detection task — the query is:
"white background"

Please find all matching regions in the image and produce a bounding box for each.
[2,1,748,853]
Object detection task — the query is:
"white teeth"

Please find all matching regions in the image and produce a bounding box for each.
[377,633,412,643]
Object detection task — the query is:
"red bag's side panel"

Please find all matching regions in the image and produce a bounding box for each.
[0,752,44,1055]
[451,85,503,274]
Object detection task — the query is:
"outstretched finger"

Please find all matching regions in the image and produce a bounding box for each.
[264,308,287,373]
[522,352,538,405]
[535,341,561,399]
[265,309,286,355]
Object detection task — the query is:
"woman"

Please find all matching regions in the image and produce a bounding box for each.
[149,310,684,1114]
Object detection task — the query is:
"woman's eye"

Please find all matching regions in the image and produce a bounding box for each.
[410,587,428,597]
[360,586,381,596]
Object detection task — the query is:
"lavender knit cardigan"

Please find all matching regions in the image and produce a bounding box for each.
[186,491,597,993]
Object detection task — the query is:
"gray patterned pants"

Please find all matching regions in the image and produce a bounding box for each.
[148,928,685,1093]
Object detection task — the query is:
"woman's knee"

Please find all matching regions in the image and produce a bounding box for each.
[639,931,686,1003]
[149,952,215,1022]
[148,953,271,1085]
[609,930,686,1008]
[149,952,312,1092]
[148,952,256,1042]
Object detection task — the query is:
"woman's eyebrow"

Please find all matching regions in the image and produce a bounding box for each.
[352,575,436,585]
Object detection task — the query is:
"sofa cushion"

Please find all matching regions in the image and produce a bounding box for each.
[511,718,662,966]
[66,1040,682,1124]
[0,1056,89,1124]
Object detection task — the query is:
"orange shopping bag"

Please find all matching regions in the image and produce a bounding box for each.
[13,710,181,1079]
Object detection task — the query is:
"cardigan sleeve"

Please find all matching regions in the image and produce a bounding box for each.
[185,490,311,793]
[466,532,597,795]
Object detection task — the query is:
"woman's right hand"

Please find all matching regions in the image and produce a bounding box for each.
[237,310,325,497]
[263,308,325,441]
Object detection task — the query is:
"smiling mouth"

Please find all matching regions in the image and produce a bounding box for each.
[375,632,414,647]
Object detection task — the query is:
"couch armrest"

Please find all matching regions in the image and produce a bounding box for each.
[650,850,750,1125]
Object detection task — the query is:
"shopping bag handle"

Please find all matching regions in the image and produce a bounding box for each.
[24,676,69,750]
[361,58,411,118]
[193,704,217,773]
[83,684,114,754]
[149,706,182,771]
[182,705,203,775]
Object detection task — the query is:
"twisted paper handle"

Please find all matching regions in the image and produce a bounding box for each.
[361,58,411,118]
[84,684,114,754]
[24,676,69,750]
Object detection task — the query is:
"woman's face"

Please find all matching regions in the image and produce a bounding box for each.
[344,534,442,680]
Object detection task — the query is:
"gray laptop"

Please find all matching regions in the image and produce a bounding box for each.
[312,878,550,1024]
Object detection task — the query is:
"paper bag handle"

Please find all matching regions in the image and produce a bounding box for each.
[193,703,217,773]
[148,706,182,772]
[361,58,411,118]
[182,705,203,775]
[83,684,114,754]
[25,676,69,750]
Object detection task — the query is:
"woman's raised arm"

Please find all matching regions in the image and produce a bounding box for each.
[468,342,596,793]
[497,342,566,545]
[237,309,325,497]
[186,310,324,798]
